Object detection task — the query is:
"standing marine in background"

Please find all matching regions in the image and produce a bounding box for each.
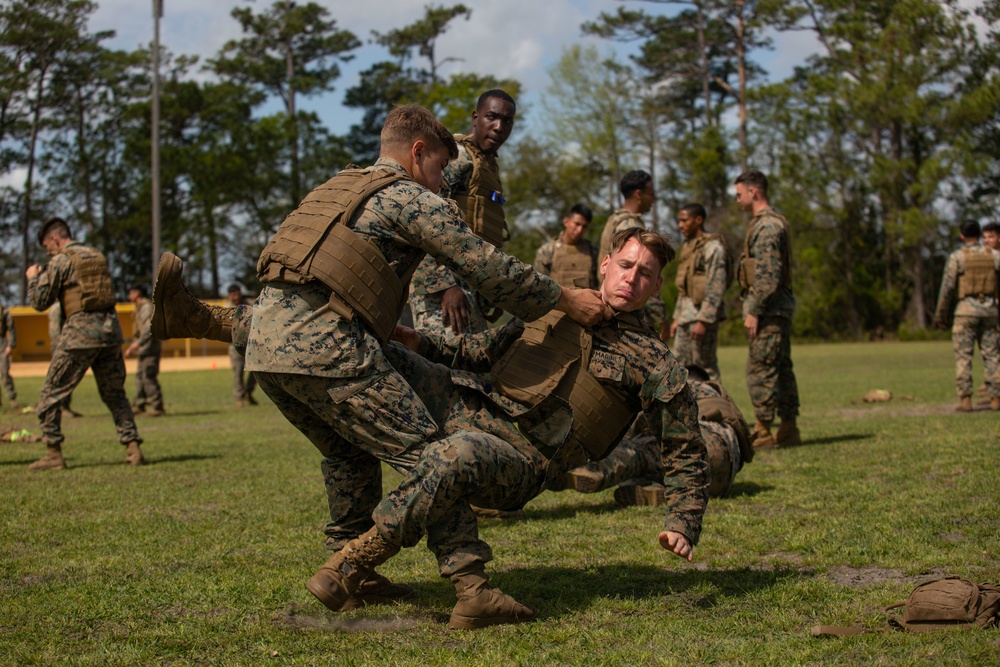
[533,203,599,288]
[26,217,144,470]
[669,203,730,381]
[408,89,516,341]
[932,220,1000,412]
[125,284,164,416]
[982,222,999,252]
[0,302,18,409]
[734,169,801,450]
[597,169,669,340]
[227,284,257,407]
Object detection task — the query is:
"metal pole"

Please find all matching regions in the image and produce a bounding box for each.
[151,0,162,280]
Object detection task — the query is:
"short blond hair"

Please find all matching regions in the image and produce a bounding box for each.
[609,228,675,271]
[381,104,458,160]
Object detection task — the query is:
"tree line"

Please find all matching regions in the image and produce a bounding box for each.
[2,0,998,341]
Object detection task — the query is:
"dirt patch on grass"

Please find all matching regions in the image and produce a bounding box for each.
[823,566,948,588]
[276,604,421,633]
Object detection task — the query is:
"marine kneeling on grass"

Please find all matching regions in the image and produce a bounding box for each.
[313,228,709,628]
[151,228,708,629]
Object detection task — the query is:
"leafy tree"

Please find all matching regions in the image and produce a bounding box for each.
[210,1,359,207]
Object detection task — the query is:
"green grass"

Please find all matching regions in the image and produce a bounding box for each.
[1,341,999,666]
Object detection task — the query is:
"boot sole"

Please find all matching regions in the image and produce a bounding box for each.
[448,605,538,630]
[151,253,182,340]
[566,473,603,494]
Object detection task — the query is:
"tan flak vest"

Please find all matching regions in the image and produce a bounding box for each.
[737,209,792,291]
[256,165,414,343]
[676,233,726,306]
[957,247,997,299]
[550,240,595,288]
[59,244,116,318]
[491,311,636,461]
[453,135,507,248]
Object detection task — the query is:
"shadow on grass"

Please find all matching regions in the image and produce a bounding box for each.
[519,499,626,522]
[722,480,772,498]
[802,433,874,447]
[286,564,813,630]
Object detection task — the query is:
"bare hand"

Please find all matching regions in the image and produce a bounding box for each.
[692,321,707,340]
[125,343,138,358]
[26,264,42,280]
[439,286,471,335]
[556,288,612,327]
[658,531,693,562]
[391,324,422,352]
[744,313,759,342]
[3,345,11,358]
[668,319,678,339]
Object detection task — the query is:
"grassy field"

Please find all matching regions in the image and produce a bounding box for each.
[1,341,998,666]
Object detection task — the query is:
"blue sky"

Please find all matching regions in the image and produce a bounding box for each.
[90,0,825,135]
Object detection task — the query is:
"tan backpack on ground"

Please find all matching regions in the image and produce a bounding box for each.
[811,575,1000,636]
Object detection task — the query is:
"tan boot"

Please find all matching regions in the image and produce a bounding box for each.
[306,527,408,612]
[448,564,537,630]
[774,419,801,447]
[125,441,146,466]
[956,396,973,412]
[751,420,776,450]
[151,252,233,342]
[613,481,666,507]
[991,397,1000,411]
[29,445,66,471]
[563,465,605,493]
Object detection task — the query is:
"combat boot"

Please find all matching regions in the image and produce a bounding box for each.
[448,564,537,630]
[306,527,409,612]
[991,397,1000,411]
[751,420,776,450]
[124,441,146,466]
[613,481,666,507]
[563,465,604,493]
[151,252,233,342]
[28,445,66,471]
[774,419,801,447]
[956,396,973,412]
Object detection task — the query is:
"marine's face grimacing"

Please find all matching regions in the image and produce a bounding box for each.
[599,237,664,313]
[471,96,515,154]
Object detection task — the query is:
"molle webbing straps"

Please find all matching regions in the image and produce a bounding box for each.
[454,136,506,248]
[550,242,593,288]
[60,245,116,318]
[256,167,410,343]
[491,311,635,461]
[957,248,997,299]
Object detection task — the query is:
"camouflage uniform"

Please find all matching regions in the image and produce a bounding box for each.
[242,157,562,549]
[47,302,76,414]
[27,241,140,447]
[932,243,1000,398]
[131,296,163,412]
[407,140,497,345]
[0,304,17,405]
[672,235,729,381]
[533,236,599,288]
[369,312,709,577]
[228,342,256,403]
[566,380,747,498]
[597,209,668,331]
[739,208,799,423]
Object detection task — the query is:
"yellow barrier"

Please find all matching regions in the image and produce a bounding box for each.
[7,301,230,362]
